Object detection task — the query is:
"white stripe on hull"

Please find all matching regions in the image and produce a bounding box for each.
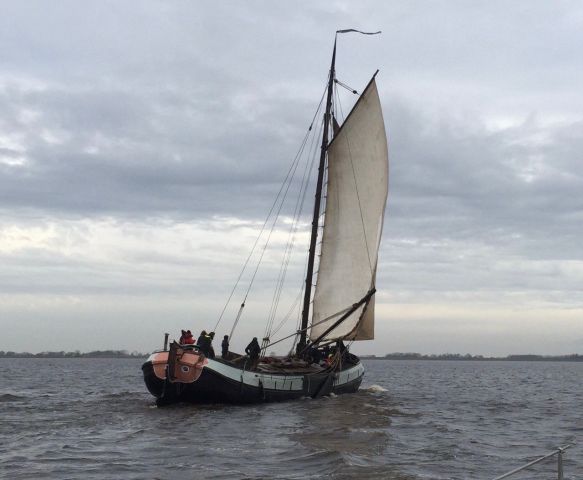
[334,362,365,386]
[205,358,364,392]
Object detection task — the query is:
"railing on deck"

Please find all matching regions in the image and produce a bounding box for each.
[492,444,573,480]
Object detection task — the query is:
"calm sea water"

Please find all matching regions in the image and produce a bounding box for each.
[0,358,581,479]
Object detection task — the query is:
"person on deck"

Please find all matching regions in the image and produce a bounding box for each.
[245,337,261,364]
[208,332,216,359]
[325,352,334,367]
[309,344,321,364]
[221,335,230,359]
[197,330,212,357]
[179,330,187,344]
[183,330,195,345]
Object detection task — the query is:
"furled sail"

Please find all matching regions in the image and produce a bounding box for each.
[309,77,388,342]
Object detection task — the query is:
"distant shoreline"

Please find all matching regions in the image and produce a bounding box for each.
[1,350,582,362]
[0,350,148,359]
[362,353,583,362]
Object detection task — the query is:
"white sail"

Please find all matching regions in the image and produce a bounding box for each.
[309,78,388,342]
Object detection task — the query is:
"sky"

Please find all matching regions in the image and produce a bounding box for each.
[1,1,582,356]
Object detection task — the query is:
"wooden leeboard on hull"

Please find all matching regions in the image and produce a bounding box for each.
[148,350,208,383]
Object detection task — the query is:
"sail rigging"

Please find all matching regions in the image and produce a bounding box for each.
[143,32,387,405]
[310,76,388,342]
[212,31,386,350]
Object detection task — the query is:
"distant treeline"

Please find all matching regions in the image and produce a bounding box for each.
[363,353,583,362]
[0,350,148,359]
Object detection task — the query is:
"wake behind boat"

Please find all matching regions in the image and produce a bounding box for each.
[142,30,388,405]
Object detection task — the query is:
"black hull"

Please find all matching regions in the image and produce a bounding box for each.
[142,357,364,405]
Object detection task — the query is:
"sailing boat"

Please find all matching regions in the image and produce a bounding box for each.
[142,30,388,405]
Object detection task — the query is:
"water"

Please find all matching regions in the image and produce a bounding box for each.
[0,358,581,479]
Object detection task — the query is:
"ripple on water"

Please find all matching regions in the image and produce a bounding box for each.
[0,393,26,402]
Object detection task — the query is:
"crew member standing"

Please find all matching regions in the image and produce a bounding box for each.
[183,330,194,345]
[197,330,211,356]
[221,335,230,359]
[245,337,261,365]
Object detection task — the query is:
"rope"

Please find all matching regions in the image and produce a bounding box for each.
[264,112,324,342]
[228,302,245,340]
[271,287,302,337]
[263,135,313,337]
[263,303,353,350]
[231,139,305,340]
[213,129,309,332]
[214,81,329,334]
[229,82,328,340]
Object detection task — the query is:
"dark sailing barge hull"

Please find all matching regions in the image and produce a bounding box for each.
[142,349,364,405]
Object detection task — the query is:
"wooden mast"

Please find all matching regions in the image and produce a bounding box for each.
[298,38,337,352]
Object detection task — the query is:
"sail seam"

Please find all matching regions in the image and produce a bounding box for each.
[343,104,374,277]
[334,83,374,276]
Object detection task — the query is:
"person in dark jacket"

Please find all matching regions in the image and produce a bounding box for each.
[245,337,261,362]
[221,335,230,359]
[179,330,187,344]
[308,344,321,364]
[197,330,211,356]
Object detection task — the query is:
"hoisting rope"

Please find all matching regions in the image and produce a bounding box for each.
[228,302,246,341]
[212,129,309,333]
[286,254,308,357]
[271,287,302,337]
[262,111,324,346]
[223,81,328,341]
[231,133,306,339]
[262,303,353,351]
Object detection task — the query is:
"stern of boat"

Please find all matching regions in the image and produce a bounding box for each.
[142,344,208,402]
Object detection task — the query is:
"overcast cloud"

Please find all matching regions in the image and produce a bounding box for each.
[1,1,582,355]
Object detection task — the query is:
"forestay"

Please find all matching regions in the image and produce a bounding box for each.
[309,78,388,342]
